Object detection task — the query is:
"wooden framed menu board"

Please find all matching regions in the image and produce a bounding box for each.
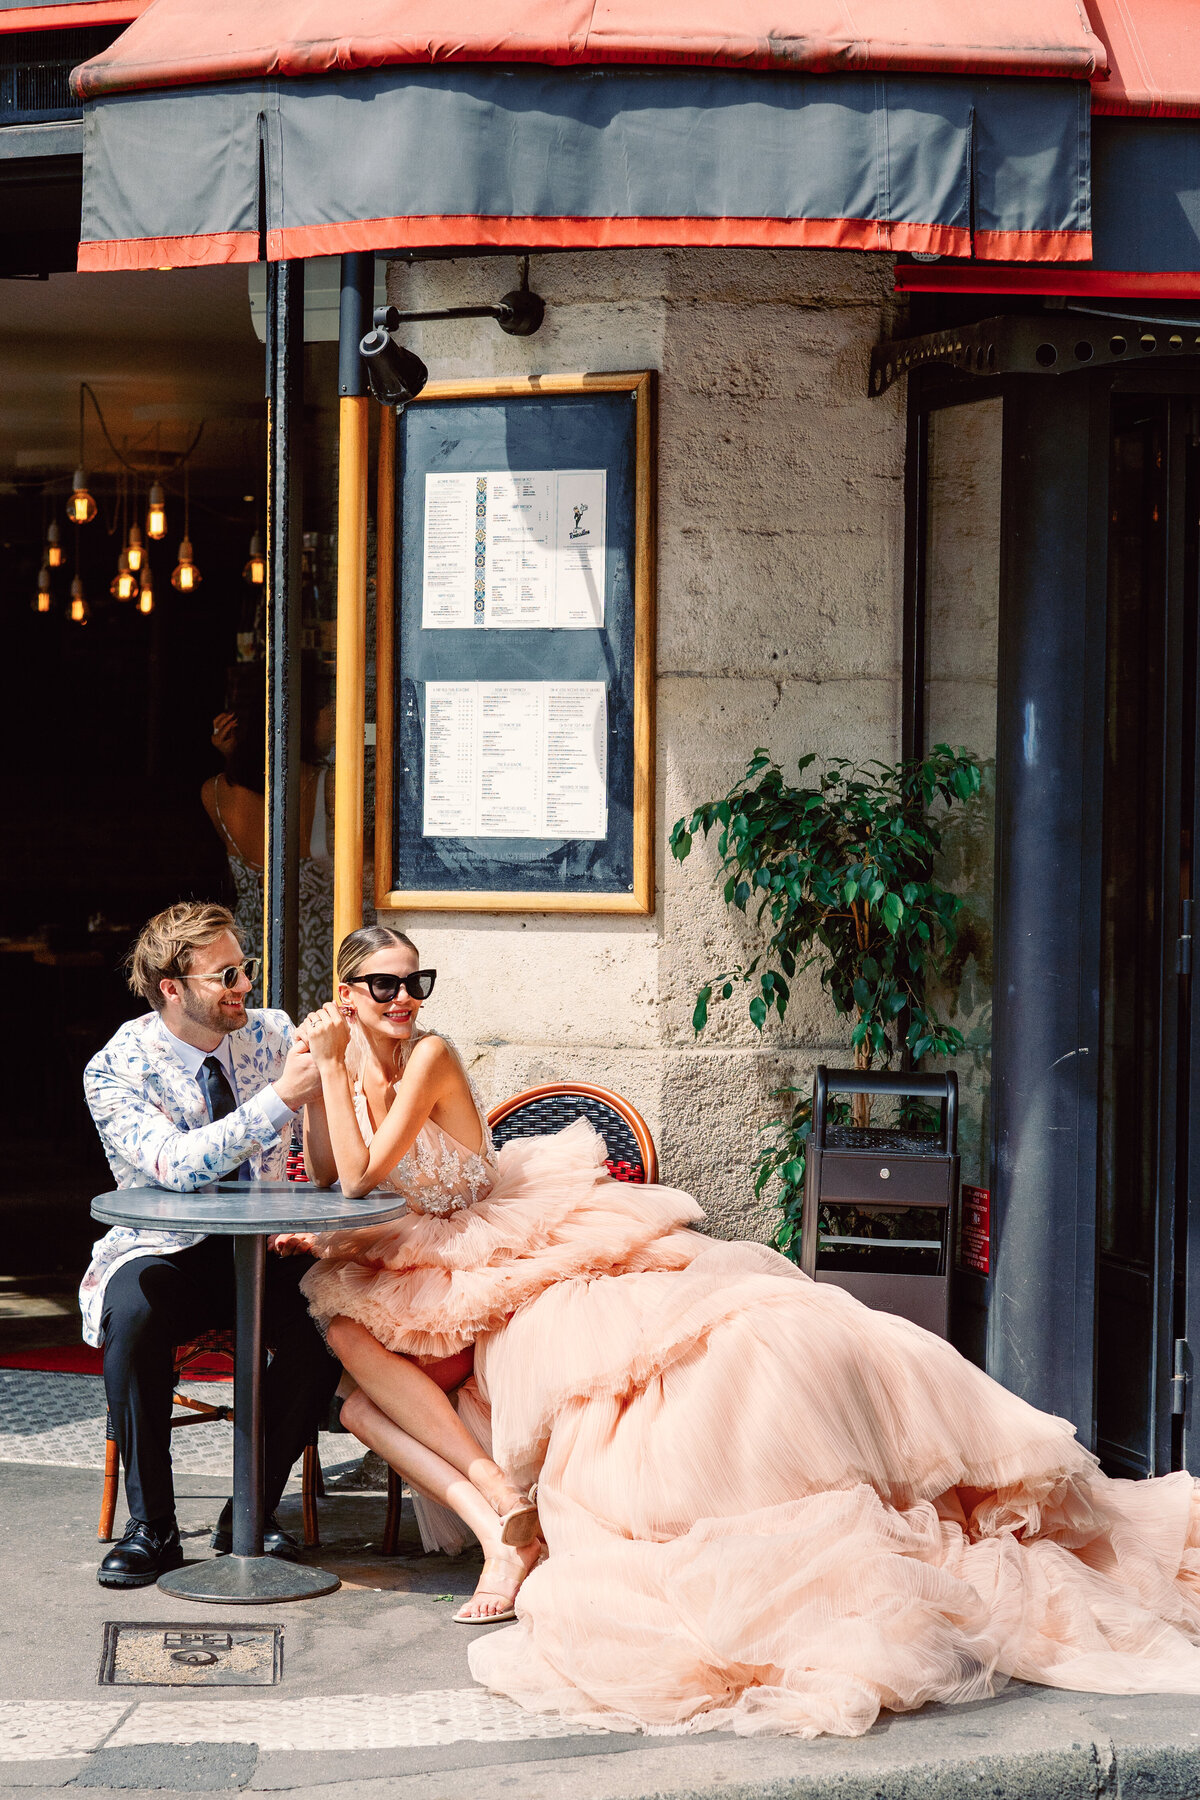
[375,372,655,914]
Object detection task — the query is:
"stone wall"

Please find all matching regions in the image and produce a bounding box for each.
[380,248,907,1238]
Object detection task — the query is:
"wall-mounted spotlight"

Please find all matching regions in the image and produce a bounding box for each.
[359,328,429,408]
[360,264,545,408]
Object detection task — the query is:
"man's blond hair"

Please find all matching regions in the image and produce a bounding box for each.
[126,902,241,1012]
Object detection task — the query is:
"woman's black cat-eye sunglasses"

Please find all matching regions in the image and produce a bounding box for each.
[343,969,437,1004]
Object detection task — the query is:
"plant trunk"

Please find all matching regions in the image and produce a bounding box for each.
[852,1038,873,1129]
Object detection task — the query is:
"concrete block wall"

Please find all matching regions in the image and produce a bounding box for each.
[381,248,907,1239]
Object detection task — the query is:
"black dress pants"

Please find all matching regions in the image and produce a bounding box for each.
[100,1236,341,1524]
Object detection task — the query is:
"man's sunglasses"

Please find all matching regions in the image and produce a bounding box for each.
[344,969,437,1004]
[175,958,261,990]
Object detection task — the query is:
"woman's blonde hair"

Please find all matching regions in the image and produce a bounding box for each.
[336,924,418,984]
[127,902,240,1011]
[336,924,421,1079]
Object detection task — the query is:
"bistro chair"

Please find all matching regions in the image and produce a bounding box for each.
[488,1082,659,1183]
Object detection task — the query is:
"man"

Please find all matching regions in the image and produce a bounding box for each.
[81,902,340,1589]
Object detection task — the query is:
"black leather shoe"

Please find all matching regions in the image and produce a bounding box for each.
[211,1502,299,1559]
[98,1518,184,1589]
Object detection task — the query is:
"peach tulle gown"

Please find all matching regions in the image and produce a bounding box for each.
[301,1036,1200,1740]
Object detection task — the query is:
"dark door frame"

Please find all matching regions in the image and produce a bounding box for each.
[906,358,1200,1465]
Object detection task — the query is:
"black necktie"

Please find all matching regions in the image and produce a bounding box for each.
[200,1055,252,1183]
[199,1055,237,1120]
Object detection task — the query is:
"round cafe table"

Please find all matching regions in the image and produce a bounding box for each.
[91,1179,408,1605]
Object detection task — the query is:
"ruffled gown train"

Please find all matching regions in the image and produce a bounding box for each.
[302,1110,1200,1739]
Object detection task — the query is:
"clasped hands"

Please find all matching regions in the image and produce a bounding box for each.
[269,1003,352,1257]
[273,1002,349,1111]
[298,1000,352,1066]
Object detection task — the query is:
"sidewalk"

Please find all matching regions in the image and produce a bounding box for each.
[4,1459,1200,1800]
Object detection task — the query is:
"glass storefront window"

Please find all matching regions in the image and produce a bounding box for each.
[921,398,1002,1194]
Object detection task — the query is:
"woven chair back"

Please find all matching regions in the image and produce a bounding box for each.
[488,1083,658,1184]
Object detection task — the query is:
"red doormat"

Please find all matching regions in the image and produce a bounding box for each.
[0,1345,232,1379]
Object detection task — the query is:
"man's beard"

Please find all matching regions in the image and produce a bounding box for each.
[178,984,244,1037]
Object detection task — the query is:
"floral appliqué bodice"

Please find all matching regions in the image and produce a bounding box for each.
[353,1034,496,1218]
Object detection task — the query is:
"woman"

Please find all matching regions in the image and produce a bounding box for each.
[296,926,1200,1737]
[295,923,700,1622]
[200,679,334,1017]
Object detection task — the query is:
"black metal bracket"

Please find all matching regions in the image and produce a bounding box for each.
[374,258,544,338]
[869,311,1200,397]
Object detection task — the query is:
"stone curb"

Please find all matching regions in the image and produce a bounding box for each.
[2,1734,1200,1799]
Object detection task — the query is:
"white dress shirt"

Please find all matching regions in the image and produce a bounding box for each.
[161,1024,296,1134]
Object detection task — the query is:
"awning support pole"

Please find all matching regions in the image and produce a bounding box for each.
[264,258,304,1018]
[332,253,374,969]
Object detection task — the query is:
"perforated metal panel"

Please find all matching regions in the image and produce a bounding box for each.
[0,28,122,124]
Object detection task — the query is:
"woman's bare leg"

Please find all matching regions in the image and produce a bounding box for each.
[326,1316,526,1518]
[340,1388,540,1621]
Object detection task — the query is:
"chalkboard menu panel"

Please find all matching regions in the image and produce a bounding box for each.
[376,373,655,914]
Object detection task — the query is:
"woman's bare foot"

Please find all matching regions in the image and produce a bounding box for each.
[453,1539,542,1624]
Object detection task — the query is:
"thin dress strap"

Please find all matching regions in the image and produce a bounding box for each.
[398,1031,492,1159]
[212,774,263,872]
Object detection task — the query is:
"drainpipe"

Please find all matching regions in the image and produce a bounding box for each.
[264,259,304,1018]
[333,253,373,968]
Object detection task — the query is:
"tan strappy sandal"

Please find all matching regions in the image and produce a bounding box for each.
[498,1487,540,1548]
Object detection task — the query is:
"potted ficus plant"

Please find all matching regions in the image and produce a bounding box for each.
[669,744,983,1259]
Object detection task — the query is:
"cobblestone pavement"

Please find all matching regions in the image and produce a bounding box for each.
[0,1370,351,1478]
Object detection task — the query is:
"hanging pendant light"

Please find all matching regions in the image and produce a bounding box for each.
[171,537,200,591]
[110,548,136,601]
[170,468,201,590]
[69,575,88,623]
[34,565,52,613]
[45,520,64,568]
[67,469,97,526]
[242,529,265,585]
[146,481,167,540]
[126,521,144,573]
[67,387,98,525]
[138,563,154,614]
[110,474,136,598]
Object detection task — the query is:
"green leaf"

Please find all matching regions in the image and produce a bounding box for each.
[749,995,768,1031]
[692,987,711,1034]
[670,828,692,861]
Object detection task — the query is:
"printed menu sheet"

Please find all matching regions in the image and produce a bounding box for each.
[422,469,606,630]
[423,681,608,840]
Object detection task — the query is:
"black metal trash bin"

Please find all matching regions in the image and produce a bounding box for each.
[800,1067,960,1337]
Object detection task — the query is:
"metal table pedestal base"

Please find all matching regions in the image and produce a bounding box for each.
[158,1555,340,1604]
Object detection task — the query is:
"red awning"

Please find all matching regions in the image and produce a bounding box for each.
[72,0,1108,98]
[0,4,145,33]
[1084,0,1200,117]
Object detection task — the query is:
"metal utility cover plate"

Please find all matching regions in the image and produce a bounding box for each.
[99,1621,282,1687]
